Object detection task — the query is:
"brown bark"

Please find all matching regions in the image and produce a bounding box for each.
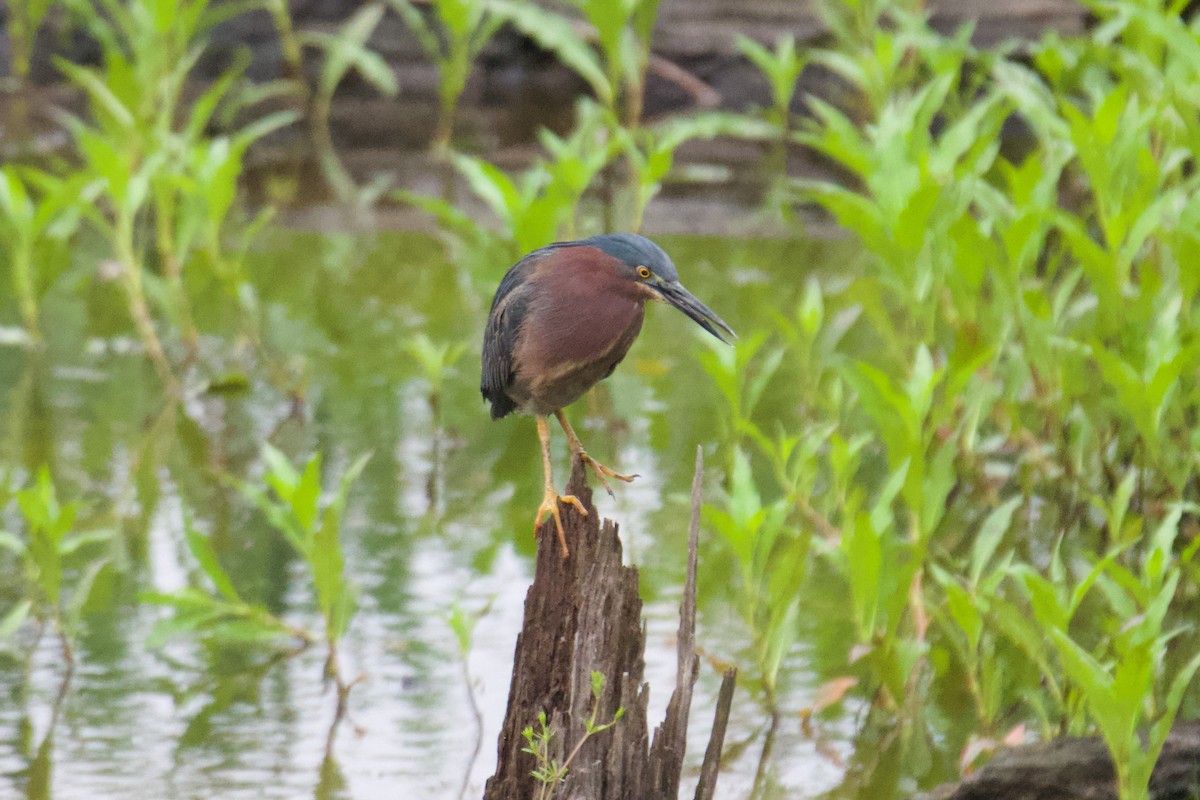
[484,448,733,800]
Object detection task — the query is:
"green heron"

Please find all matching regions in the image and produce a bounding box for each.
[482,233,735,557]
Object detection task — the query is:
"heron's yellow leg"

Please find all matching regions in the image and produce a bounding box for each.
[554,410,639,499]
[534,415,587,557]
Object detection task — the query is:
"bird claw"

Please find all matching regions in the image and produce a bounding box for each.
[535,487,588,558]
[575,451,638,499]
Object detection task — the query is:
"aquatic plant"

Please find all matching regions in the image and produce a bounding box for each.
[301,3,399,204]
[388,0,503,150]
[0,167,88,339]
[780,2,1200,794]
[238,445,371,706]
[0,469,112,668]
[142,509,310,648]
[489,0,662,130]
[56,0,296,376]
[396,98,613,267]
[1012,506,1200,800]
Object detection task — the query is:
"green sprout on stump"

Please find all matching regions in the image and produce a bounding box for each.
[521,671,625,800]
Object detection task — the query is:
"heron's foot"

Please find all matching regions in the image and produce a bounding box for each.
[534,485,588,558]
[574,450,639,499]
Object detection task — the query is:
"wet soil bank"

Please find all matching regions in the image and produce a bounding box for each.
[0,1,1087,236]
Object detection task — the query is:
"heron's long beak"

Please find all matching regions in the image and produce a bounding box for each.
[659,280,737,345]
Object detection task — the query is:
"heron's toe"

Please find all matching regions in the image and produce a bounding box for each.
[535,487,588,558]
[577,451,638,497]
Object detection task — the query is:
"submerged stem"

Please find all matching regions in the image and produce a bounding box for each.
[116,220,176,389]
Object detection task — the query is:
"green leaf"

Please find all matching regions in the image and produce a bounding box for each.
[59,528,114,556]
[389,0,442,58]
[845,511,883,638]
[0,600,33,641]
[183,512,241,602]
[448,601,475,656]
[591,670,605,700]
[486,0,611,102]
[65,558,110,628]
[261,443,301,491]
[0,530,26,556]
[452,154,522,227]
[233,110,302,153]
[54,59,135,130]
[303,4,398,100]
[970,496,1021,586]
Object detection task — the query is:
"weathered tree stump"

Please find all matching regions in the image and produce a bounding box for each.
[484,448,734,800]
[916,722,1200,800]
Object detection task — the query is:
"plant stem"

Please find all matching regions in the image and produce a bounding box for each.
[13,247,39,339]
[156,212,199,360]
[455,646,484,800]
[267,0,307,88]
[116,218,176,388]
[43,614,77,730]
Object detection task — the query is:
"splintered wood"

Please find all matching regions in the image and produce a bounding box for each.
[484,448,734,800]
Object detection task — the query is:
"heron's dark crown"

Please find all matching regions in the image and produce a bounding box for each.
[567,233,679,282]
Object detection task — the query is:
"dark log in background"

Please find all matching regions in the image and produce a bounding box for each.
[917,722,1200,800]
[484,449,735,800]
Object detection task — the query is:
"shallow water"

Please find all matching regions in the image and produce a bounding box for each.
[0,229,928,799]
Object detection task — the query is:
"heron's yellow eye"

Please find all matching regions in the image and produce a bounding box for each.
[637,266,652,279]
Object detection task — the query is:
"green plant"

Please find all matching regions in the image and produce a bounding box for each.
[5,0,55,88]
[488,0,668,228]
[812,2,973,115]
[521,671,624,800]
[301,2,399,204]
[388,0,502,149]
[57,0,296,372]
[489,0,661,129]
[698,331,786,448]
[397,98,612,265]
[142,509,311,648]
[615,110,773,232]
[1012,506,1200,800]
[929,497,1022,731]
[0,468,112,668]
[820,464,926,709]
[406,332,470,423]
[238,445,370,703]
[814,0,921,53]
[262,0,307,85]
[704,447,806,707]
[0,166,89,338]
[448,598,493,800]
[736,33,806,170]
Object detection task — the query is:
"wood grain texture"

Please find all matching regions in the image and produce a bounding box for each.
[483,459,649,799]
[484,451,731,800]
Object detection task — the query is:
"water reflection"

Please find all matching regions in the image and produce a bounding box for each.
[0,231,904,799]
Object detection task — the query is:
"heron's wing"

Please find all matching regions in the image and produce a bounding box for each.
[481,254,540,418]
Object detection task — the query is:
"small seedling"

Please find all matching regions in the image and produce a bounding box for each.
[521,671,625,799]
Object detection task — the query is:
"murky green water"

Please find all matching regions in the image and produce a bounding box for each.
[0,229,910,799]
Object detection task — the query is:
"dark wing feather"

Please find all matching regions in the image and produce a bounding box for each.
[481,253,541,419]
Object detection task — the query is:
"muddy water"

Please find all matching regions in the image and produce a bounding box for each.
[0,229,943,799]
